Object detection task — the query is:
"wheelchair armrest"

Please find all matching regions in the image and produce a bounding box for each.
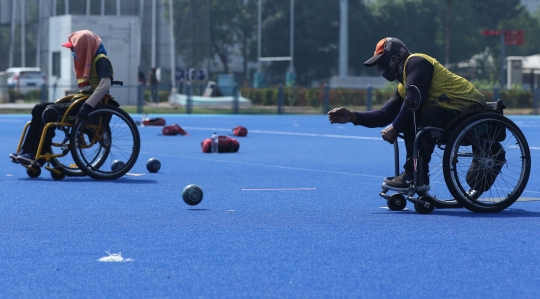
[112,81,123,86]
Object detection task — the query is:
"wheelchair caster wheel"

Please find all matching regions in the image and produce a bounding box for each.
[26,166,41,178]
[51,169,66,181]
[387,194,407,211]
[414,196,434,214]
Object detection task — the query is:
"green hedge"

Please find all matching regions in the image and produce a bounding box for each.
[240,87,535,109]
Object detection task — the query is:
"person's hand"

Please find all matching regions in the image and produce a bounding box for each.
[328,107,355,124]
[381,125,398,144]
[76,103,94,124]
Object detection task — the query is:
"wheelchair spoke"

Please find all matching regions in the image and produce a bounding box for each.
[443,113,531,212]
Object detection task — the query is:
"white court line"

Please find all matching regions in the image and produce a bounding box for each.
[140,151,384,178]
[182,126,385,141]
[181,126,540,149]
[242,188,317,191]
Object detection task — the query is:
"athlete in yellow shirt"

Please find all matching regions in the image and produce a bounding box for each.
[328,37,486,191]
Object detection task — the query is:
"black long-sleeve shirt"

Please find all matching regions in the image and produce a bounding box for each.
[353,55,434,132]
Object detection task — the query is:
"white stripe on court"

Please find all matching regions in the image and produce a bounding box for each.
[242,188,317,191]
[183,126,389,141]
[140,151,385,178]
[182,126,540,149]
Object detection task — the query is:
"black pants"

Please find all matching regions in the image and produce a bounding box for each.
[22,101,73,154]
[22,103,55,154]
[402,107,460,173]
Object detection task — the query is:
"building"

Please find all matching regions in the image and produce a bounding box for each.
[0,0,227,103]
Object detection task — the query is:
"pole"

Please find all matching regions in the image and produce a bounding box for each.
[367,84,373,111]
[36,0,42,67]
[21,0,26,67]
[9,0,16,68]
[151,0,156,68]
[65,0,69,15]
[290,0,294,73]
[323,83,329,114]
[233,83,239,114]
[169,0,176,93]
[86,0,90,15]
[257,0,262,73]
[445,0,451,66]
[117,0,120,16]
[278,83,283,114]
[500,31,505,89]
[101,0,104,16]
[207,0,211,73]
[339,0,348,77]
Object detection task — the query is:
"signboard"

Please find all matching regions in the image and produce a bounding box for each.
[504,30,525,45]
[481,30,501,36]
[481,29,524,45]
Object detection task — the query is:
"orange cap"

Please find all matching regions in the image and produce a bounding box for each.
[364,38,387,67]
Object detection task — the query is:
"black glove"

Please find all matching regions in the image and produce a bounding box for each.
[76,103,94,123]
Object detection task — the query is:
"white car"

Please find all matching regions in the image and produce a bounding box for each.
[5,67,46,94]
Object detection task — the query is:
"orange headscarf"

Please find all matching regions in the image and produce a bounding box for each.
[66,30,102,80]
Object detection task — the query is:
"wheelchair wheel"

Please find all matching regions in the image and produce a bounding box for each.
[414,196,435,214]
[70,105,140,180]
[26,165,41,178]
[387,193,407,211]
[49,130,87,177]
[443,113,531,212]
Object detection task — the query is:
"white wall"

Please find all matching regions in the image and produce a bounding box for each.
[48,15,140,105]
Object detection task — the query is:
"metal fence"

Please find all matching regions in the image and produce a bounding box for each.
[1,83,539,115]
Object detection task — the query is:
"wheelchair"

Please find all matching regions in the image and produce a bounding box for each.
[14,81,141,180]
[380,100,531,214]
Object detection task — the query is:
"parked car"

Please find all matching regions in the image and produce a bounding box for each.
[5,67,46,95]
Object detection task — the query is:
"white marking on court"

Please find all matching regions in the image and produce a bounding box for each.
[97,251,133,262]
[142,151,385,178]
[182,126,386,141]
[516,197,540,202]
[379,206,410,211]
[125,173,145,177]
[181,126,540,149]
[242,188,317,191]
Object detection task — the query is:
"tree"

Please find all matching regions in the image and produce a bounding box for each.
[261,0,341,85]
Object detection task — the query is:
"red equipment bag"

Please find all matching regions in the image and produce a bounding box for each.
[143,117,166,126]
[201,136,240,153]
[162,124,189,136]
[232,126,248,137]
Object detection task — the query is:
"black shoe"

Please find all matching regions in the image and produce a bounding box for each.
[384,170,405,182]
[16,152,41,167]
[383,171,430,192]
[9,150,25,161]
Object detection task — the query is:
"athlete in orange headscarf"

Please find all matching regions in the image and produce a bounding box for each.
[10,30,114,165]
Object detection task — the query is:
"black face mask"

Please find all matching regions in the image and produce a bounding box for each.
[377,41,410,82]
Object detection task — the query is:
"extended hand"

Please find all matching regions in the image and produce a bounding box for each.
[328,107,355,124]
[381,125,398,144]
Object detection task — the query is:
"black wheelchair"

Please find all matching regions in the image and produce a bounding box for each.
[14,81,141,180]
[380,100,531,214]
